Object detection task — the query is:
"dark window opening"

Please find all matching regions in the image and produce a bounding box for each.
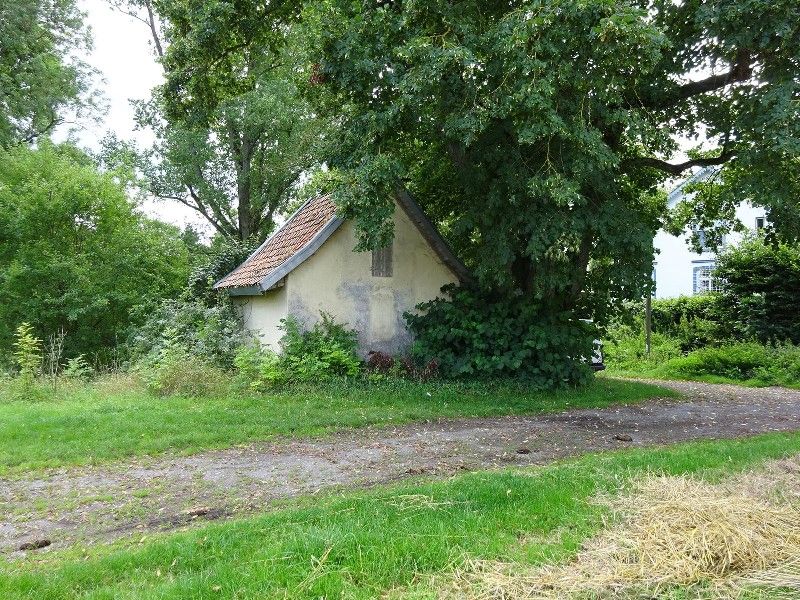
[372,244,393,277]
[756,216,766,230]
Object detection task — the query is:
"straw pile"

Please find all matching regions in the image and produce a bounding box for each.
[437,457,800,599]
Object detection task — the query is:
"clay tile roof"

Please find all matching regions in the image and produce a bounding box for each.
[215,195,338,290]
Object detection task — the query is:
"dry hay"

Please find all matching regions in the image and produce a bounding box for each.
[437,455,800,599]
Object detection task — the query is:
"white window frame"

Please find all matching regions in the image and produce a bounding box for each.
[693,262,720,294]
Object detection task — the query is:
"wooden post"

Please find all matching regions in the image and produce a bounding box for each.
[645,293,652,357]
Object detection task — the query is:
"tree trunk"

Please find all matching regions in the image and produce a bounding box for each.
[228,121,255,240]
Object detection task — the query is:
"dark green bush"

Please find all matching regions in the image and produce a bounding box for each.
[405,285,594,387]
[715,237,800,344]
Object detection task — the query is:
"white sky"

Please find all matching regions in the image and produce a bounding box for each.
[66,0,207,231]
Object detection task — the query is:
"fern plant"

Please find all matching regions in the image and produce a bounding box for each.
[13,322,42,381]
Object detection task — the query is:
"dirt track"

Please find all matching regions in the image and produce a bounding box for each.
[2,380,799,555]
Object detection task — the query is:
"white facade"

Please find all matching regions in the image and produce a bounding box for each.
[653,169,767,299]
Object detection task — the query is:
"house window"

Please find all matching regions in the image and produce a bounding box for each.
[693,263,720,294]
[372,243,393,277]
[755,216,766,230]
[691,227,712,253]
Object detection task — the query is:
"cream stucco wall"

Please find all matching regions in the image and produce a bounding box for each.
[237,201,459,354]
[232,284,287,350]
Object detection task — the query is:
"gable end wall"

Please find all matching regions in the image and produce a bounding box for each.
[284,201,458,355]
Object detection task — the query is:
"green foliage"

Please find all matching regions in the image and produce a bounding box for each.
[660,342,800,387]
[12,323,42,380]
[0,0,94,147]
[63,355,93,381]
[236,314,361,389]
[641,295,729,352]
[303,0,800,326]
[138,330,227,398]
[5,323,46,402]
[605,322,800,388]
[604,326,683,374]
[0,143,190,363]
[124,0,329,242]
[406,285,594,387]
[186,237,258,305]
[715,236,800,344]
[129,298,249,370]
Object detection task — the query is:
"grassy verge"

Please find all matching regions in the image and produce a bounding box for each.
[2,433,799,599]
[0,376,674,475]
[604,334,800,388]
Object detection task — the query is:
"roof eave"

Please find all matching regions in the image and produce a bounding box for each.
[212,196,320,292]
[216,215,345,296]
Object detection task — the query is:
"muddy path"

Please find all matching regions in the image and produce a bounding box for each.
[2,380,799,556]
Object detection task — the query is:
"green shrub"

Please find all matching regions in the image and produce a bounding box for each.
[715,237,800,344]
[405,285,594,387]
[652,342,800,386]
[63,355,94,381]
[235,314,361,389]
[641,295,728,351]
[139,332,228,397]
[660,342,773,381]
[280,315,360,379]
[13,322,42,380]
[129,298,249,369]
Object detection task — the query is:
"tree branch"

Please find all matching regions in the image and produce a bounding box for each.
[624,147,735,176]
[631,49,753,110]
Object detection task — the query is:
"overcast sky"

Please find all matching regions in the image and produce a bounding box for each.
[69,0,206,230]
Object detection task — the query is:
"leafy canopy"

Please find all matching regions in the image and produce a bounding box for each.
[305,0,800,323]
[0,143,190,361]
[122,0,326,242]
[0,0,95,147]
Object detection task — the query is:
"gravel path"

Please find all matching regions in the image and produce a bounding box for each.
[2,379,799,555]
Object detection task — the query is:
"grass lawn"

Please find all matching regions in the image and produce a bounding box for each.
[0,376,675,475]
[2,432,799,599]
[603,366,800,389]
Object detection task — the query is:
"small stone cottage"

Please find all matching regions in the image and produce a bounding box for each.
[214,190,470,354]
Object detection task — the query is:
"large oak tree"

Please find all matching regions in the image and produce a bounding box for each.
[304,0,800,322]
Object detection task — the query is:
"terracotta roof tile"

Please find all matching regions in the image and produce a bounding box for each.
[216,195,337,289]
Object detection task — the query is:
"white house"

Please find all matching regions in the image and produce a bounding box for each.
[653,167,767,299]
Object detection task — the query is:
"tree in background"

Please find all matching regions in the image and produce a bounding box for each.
[0,0,95,148]
[0,143,190,362]
[302,0,799,325]
[110,0,328,242]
